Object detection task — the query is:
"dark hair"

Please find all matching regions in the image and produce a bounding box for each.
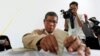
[70,1,78,6]
[44,11,58,21]
[0,35,12,50]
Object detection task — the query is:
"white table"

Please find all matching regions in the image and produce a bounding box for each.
[0,48,100,56]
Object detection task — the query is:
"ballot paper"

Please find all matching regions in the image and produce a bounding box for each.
[0,48,77,56]
[0,48,100,56]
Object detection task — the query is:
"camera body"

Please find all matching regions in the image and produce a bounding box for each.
[89,17,100,26]
[89,17,100,36]
[61,9,75,29]
[60,9,72,19]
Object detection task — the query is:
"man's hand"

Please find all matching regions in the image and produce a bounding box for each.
[39,35,58,54]
[64,35,90,56]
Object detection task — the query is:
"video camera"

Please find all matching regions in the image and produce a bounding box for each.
[89,17,100,26]
[60,9,72,19]
[89,17,100,36]
[60,9,74,29]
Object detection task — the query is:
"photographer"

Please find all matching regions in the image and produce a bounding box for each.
[88,17,100,49]
[89,17,100,37]
[62,1,85,41]
[82,16,100,49]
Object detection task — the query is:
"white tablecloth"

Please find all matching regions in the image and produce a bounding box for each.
[0,48,100,56]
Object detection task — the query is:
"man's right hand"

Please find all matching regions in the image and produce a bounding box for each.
[38,35,58,54]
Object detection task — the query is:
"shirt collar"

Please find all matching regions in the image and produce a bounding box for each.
[44,29,54,35]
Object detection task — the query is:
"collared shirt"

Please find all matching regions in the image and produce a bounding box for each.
[66,14,85,39]
[22,29,68,52]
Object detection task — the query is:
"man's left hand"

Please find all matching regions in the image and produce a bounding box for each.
[64,35,90,56]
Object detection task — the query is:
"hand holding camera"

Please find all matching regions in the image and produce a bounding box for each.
[60,9,72,19]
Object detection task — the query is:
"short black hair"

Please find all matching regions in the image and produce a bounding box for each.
[70,1,78,6]
[44,11,58,20]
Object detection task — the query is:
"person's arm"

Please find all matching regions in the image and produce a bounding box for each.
[22,29,46,50]
[77,14,86,41]
[76,14,83,27]
[64,19,69,31]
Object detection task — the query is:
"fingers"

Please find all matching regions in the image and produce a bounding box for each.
[39,35,58,54]
[49,35,58,54]
[77,45,90,56]
[68,37,81,52]
[64,35,90,56]
[64,35,80,52]
[85,47,90,56]
[64,35,76,48]
[77,44,86,56]
[46,36,56,53]
[40,38,48,51]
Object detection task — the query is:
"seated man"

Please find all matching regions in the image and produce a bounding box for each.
[0,35,12,51]
[22,11,90,56]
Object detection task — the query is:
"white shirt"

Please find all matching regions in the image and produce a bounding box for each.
[66,14,85,39]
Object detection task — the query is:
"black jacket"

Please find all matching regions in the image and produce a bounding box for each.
[86,37,100,50]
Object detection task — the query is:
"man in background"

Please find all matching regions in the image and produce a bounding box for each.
[64,1,85,41]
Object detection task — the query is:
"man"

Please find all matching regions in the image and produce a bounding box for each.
[22,12,90,56]
[64,1,85,40]
[0,35,12,51]
[84,17,100,49]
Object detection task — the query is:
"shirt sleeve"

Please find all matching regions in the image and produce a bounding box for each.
[77,14,86,39]
[22,30,46,50]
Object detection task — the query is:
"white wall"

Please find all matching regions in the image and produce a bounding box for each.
[0,0,100,48]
